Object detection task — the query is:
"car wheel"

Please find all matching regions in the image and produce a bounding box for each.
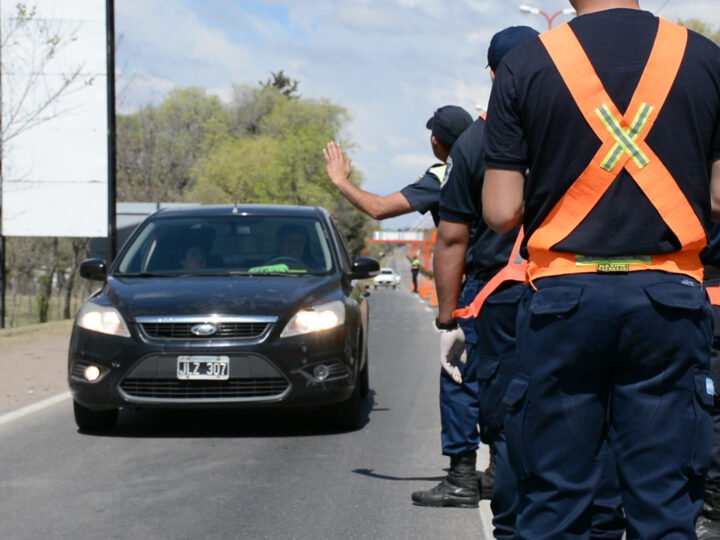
[359,342,369,398]
[73,400,118,432]
[332,383,362,431]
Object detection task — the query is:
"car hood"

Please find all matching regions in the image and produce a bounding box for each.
[103,274,343,321]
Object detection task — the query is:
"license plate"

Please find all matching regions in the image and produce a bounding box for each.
[177,356,230,380]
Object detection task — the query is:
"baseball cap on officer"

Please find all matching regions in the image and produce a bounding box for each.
[487,26,539,72]
[426,106,473,151]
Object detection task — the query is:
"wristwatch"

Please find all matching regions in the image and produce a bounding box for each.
[435,317,459,331]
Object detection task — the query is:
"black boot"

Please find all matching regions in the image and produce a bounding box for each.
[698,490,720,540]
[477,445,495,500]
[411,452,480,508]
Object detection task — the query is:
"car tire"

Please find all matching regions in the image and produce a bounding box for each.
[332,383,362,431]
[359,344,369,398]
[73,400,118,432]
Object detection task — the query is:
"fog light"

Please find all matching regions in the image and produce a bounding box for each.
[83,365,101,382]
[313,364,330,381]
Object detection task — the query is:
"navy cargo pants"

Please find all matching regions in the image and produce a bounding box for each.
[440,276,482,456]
[475,283,625,540]
[506,271,713,539]
[705,282,720,507]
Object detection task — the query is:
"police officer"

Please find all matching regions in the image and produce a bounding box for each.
[431,26,625,538]
[323,105,472,228]
[483,0,720,537]
[410,255,421,292]
[323,106,474,505]
[414,28,537,511]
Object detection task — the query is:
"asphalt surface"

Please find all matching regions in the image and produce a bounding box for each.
[0,265,487,540]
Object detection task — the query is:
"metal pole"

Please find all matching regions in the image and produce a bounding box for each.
[0,1,6,329]
[106,0,117,263]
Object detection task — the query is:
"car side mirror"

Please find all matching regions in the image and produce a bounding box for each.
[349,257,380,280]
[80,258,107,281]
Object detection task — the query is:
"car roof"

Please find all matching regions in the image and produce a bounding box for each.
[151,204,328,220]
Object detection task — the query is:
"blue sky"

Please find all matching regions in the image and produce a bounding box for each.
[116,0,719,230]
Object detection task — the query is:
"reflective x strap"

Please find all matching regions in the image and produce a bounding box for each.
[597,103,653,171]
[529,20,702,259]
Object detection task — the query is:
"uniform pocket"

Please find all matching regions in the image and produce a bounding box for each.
[478,356,501,382]
[644,282,706,311]
[688,372,714,475]
[528,286,582,317]
[502,377,531,479]
[486,284,525,306]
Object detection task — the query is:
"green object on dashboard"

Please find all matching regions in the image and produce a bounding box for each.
[248,264,291,273]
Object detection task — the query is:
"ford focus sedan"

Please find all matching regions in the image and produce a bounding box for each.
[68,205,379,432]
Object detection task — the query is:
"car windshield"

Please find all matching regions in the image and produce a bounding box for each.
[115,214,335,276]
[380,269,393,275]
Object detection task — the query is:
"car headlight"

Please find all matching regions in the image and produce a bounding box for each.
[280,300,346,338]
[76,303,131,338]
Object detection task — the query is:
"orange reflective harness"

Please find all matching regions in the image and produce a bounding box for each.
[706,285,720,307]
[526,20,705,284]
[454,228,527,319]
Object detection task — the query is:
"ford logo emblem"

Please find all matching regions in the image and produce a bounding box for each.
[191,323,218,336]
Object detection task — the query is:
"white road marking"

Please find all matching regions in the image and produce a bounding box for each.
[0,392,71,427]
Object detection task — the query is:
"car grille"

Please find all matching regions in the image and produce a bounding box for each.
[120,378,289,400]
[140,322,270,340]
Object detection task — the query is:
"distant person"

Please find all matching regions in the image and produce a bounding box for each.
[410,255,420,292]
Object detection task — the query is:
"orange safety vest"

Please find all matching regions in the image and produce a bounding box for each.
[526,19,706,284]
[707,285,720,307]
[454,228,527,319]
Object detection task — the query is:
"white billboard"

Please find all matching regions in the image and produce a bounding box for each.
[1,0,108,237]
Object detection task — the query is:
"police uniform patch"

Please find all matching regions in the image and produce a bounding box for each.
[442,157,453,186]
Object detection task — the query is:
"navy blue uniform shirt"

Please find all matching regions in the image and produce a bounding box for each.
[401,165,444,225]
[439,117,517,279]
[703,225,720,280]
[485,9,720,258]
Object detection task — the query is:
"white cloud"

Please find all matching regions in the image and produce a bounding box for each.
[392,152,435,171]
[114,0,720,230]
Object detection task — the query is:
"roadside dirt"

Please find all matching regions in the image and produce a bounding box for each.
[0,321,72,415]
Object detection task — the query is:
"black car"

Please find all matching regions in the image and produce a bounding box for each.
[68,205,379,431]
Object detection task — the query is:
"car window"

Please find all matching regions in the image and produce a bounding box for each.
[116,215,335,276]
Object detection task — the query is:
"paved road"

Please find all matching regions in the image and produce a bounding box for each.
[0,275,488,539]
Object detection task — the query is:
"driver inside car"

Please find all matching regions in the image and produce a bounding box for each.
[274,224,315,269]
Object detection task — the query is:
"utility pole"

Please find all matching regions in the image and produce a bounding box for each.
[0,1,6,329]
[106,0,117,263]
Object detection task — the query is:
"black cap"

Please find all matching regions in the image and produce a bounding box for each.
[426,105,473,151]
[487,26,539,72]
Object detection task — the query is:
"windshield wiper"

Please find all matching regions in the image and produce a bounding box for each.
[114,272,177,278]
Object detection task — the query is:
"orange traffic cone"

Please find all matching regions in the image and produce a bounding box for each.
[429,286,438,307]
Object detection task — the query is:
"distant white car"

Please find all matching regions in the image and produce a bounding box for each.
[373,267,401,289]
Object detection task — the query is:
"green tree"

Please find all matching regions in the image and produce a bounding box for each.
[117,88,230,201]
[679,19,720,44]
[261,70,300,98]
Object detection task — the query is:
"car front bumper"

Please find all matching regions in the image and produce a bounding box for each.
[68,323,358,410]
